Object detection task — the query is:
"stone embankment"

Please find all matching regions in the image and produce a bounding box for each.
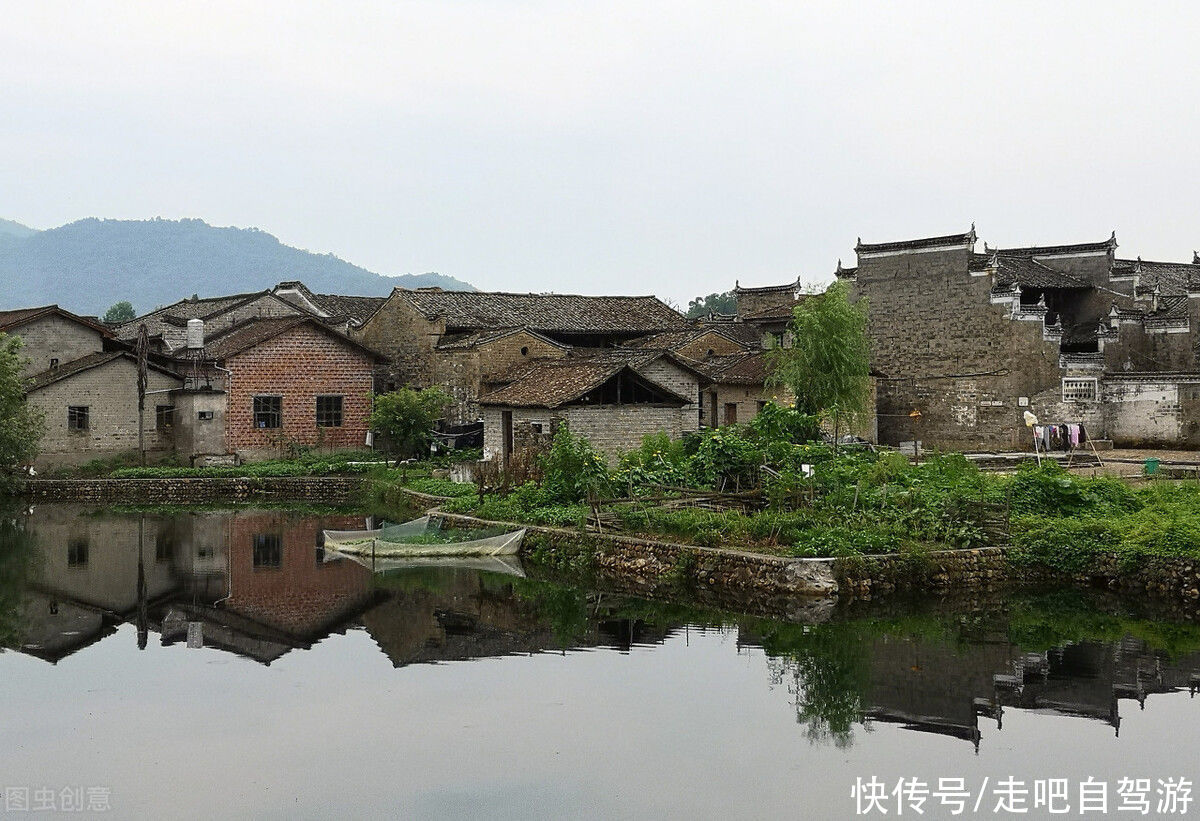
[19,476,366,505]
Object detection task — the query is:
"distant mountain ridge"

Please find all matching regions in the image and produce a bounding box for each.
[0,217,473,316]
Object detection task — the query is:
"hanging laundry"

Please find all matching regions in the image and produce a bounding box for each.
[1067,424,1081,448]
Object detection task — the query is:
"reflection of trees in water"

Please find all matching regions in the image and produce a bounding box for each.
[764,627,870,748]
[0,505,37,649]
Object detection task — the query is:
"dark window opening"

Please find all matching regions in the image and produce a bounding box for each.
[156,404,175,431]
[252,533,282,568]
[253,396,282,429]
[520,346,529,356]
[155,532,172,563]
[316,395,344,427]
[50,358,59,369]
[67,538,88,567]
[757,400,768,413]
[197,410,214,421]
[67,406,89,431]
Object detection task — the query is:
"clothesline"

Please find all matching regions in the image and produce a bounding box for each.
[1032,422,1086,452]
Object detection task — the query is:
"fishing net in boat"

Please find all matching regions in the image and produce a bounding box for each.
[323,516,432,547]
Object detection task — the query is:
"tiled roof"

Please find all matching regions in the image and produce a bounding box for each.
[742,303,798,322]
[316,294,387,324]
[994,255,1088,289]
[478,360,689,408]
[732,278,800,294]
[273,282,387,325]
[395,289,689,334]
[624,325,759,352]
[117,291,274,337]
[0,305,111,336]
[203,317,384,362]
[1146,295,1189,322]
[856,228,976,255]
[24,351,181,393]
[1124,259,1199,297]
[693,351,771,385]
[434,327,567,352]
[995,234,1116,258]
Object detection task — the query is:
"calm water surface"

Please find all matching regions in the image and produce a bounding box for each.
[1,505,1199,820]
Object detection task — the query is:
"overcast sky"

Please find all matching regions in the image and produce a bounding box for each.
[3,1,1198,305]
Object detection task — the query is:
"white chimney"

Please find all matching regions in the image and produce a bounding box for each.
[186,318,205,350]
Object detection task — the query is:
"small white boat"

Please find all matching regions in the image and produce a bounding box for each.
[321,550,527,578]
[322,516,525,558]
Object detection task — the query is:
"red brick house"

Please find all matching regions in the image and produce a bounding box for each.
[200,316,384,461]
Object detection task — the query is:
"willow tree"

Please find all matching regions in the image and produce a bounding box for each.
[767,280,871,446]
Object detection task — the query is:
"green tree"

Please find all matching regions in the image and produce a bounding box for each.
[0,334,44,487]
[369,387,453,465]
[103,300,136,324]
[686,291,737,318]
[767,280,871,440]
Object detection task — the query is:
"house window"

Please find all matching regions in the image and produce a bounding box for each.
[252,533,282,568]
[156,404,175,431]
[520,346,529,356]
[1062,378,1099,402]
[67,406,89,431]
[316,395,344,427]
[253,395,282,429]
[155,532,172,563]
[724,403,738,425]
[50,358,59,369]
[197,410,214,421]
[757,400,768,413]
[67,538,88,567]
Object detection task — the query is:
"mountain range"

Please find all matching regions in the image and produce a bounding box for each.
[0,217,473,316]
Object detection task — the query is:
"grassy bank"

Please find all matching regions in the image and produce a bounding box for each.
[371,408,1200,572]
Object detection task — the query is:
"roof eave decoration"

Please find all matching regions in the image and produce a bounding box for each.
[855,225,977,257]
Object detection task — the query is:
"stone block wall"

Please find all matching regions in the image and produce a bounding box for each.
[27,356,181,468]
[225,325,374,459]
[853,247,1069,449]
[564,405,684,462]
[20,476,367,505]
[10,314,105,379]
[636,357,701,431]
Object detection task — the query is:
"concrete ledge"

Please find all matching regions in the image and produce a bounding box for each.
[18,476,367,505]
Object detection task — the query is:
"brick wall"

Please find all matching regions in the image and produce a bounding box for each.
[224,324,374,459]
[636,357,701,431]
[226,511,374,636]
[357,295,440,390]
[27,356,182,467]
[9,315,106,379]
[564,405,683,462]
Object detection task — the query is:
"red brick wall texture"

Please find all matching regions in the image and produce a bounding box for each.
[225,326,375,453]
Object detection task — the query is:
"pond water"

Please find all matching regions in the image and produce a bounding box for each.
[1,505,1199,819]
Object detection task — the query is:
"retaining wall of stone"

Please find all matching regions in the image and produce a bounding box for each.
[18,476,367,505]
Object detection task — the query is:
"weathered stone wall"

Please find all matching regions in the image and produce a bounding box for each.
[27,357,181,468]
[9,314,105,379]
[20,476,366,505]
[674,331,749,361]
[224,324,374,459]
[834,547,1011,599]
[565,405,684,462]
[853,247,1073,450]
[356,295,442,392]
[636,357,701,432]
[173,390,228,463]
[481,406,560,461]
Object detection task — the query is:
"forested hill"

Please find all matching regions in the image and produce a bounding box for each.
[0,217,473,316]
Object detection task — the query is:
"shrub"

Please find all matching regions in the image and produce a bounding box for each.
[541,427,611,504]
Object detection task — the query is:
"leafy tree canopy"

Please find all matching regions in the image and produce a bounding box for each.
[686,291,737,318]
[767,280,871,425]
[369,387,453,463]
[103,300,136,323]
[0,334,45,486]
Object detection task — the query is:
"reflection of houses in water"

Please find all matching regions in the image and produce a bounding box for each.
[745,627,1200,751]
[16,506,376,665]
[362,573,674,667]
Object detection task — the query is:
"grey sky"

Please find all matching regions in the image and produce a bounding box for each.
[3,1,1198,305]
